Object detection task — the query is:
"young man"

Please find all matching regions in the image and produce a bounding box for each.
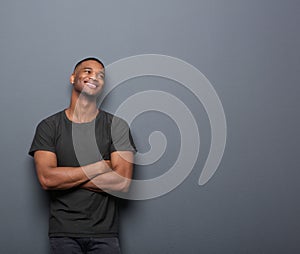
[29,57,136,254]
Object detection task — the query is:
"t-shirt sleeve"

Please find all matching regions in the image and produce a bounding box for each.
[28,119,56,157]
[110,116,137,154]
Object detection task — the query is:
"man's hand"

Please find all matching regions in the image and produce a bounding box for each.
[80,151,134,193]
[80,160,112,192]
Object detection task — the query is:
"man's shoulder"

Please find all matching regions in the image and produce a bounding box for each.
[37,110,64,126]
[100,110,113,118]
[99,110,128,126]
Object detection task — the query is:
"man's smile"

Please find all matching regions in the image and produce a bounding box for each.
[85,82,97,89]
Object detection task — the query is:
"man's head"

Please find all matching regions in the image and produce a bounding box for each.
[70,57,105,97]
[73,57,105,72]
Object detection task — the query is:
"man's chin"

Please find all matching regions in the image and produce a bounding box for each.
[80,90,100,98]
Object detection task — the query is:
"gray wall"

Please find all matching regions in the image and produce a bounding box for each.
[1,0,299,253]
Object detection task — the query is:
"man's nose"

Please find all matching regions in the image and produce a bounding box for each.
[89,73,97,81]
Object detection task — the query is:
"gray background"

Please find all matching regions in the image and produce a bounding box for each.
[0,0,299,253]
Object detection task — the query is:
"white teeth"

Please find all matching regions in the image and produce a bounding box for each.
[86,83,96,89]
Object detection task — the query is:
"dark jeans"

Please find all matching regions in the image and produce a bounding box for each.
[49,237,122,254]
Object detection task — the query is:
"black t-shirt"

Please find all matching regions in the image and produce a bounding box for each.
[29,110,136,237]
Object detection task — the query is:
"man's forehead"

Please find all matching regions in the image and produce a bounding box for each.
[79,60,104,70]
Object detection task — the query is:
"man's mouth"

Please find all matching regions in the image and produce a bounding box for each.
[85,82,97,89]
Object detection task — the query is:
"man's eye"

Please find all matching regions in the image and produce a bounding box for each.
[97,73,105,79]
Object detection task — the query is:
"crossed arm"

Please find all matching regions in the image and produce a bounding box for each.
[33,150,134,193]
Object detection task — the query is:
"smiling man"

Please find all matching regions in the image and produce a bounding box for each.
[29,57,136,254]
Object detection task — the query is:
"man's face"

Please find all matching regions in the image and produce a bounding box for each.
[70,60,105,97]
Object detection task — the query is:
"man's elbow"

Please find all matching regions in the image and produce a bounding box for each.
[38,175,56,190]
[39,178,50,190]
[118,178,132,193]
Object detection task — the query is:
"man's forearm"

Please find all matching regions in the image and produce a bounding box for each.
[37,160,111,190]
[80,179,104,192]
[80,170,131,193]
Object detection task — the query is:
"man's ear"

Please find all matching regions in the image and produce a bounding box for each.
[70,74,75,84]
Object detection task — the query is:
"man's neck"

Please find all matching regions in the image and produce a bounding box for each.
[66,91,99,123]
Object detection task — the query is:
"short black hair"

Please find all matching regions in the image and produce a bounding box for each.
[73,57,105,72]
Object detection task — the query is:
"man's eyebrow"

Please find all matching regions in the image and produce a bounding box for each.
[81,67,104,72]
[79,67,105,75]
